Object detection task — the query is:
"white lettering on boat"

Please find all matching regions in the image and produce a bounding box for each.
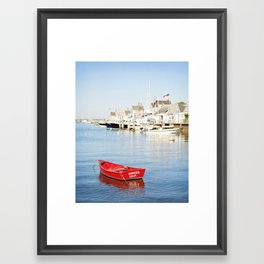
[128,171,140,177]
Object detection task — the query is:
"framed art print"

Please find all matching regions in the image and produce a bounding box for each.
[38,9,227,255]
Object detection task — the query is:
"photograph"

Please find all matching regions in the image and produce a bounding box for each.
[76,62,189,203]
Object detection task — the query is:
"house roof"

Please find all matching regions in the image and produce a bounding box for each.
[151,99,171,108]
[166,102,187,114]
[157,106,169,114]
[132,105,144,111]
[157,100,171,105]
[178,103,186,112]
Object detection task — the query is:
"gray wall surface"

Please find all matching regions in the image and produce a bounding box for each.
[0,1,263,263]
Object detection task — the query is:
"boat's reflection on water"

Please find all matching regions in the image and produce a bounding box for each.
[99,173,145,190]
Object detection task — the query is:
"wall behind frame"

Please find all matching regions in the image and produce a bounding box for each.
[0,0,263,263]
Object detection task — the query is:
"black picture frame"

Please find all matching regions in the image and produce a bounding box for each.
[38,8,227,255]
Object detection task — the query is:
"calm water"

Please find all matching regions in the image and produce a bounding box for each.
[76,123,188,203]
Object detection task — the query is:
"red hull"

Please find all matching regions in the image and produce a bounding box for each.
[98,160,145,181]
[99,174,145,189]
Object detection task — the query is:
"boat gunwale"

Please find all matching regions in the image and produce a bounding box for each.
[98,160,145,172]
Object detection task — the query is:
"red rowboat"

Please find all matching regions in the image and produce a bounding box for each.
[98,160,146,181]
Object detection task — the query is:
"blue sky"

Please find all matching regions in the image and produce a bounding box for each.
[76,62,188,119]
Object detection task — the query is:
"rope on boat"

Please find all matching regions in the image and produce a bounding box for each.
[91,164,98,176]
[121,173,128,184]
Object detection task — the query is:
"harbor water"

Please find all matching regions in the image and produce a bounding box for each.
[76,123,188,203]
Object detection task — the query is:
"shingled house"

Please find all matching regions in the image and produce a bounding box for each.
[131,103,144,118]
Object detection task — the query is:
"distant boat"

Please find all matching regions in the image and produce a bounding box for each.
[98,122,106,127]
[144,125,179,134]
[110,122,119,129]
[106,123,112,128]
[98,160,146,181]
[105,122,119,129]
[129,124,143,132]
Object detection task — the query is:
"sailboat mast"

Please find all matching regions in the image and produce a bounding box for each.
[146,80,150,112]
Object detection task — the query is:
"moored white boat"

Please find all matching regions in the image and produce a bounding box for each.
[143,125,179,134]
